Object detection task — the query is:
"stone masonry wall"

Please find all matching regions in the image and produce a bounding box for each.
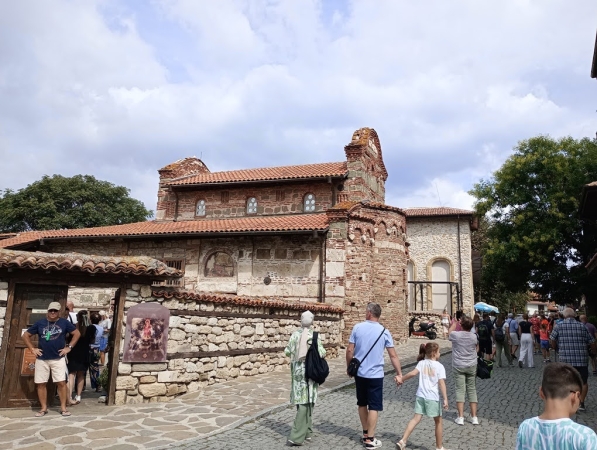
[114,285,343,405]
[406,217,474,316]
[47,235,323,301]
[0,280,7,349]
[337,207,409,343]
[68,287,116,311]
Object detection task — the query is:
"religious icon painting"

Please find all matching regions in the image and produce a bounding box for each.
[123,303,170,363]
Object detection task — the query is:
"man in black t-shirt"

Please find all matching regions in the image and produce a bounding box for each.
[22,302,80,417]
[477,313,495,360]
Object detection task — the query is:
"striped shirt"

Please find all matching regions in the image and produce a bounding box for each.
[516,417,597,450]
[550,319,595,366]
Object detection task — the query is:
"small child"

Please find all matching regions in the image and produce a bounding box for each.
[395,343,449,450]
[516,363,597,449]
[539,322,550,363]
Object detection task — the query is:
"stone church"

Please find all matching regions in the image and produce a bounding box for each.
[0,128,475,342]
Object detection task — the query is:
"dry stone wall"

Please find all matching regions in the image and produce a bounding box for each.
[67,287,115,311]
[114,285,343,405]
[406,217,474,316]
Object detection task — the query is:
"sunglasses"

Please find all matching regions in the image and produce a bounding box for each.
[48,309,59,313]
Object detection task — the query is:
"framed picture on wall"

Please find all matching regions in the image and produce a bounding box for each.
[123,303,170,363]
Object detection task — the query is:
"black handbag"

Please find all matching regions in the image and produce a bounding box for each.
[347,327,386,377]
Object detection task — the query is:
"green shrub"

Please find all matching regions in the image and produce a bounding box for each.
[98,367,109,391]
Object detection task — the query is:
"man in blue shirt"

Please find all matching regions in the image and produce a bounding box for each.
[346,302,403,449]
[22,301,80,417]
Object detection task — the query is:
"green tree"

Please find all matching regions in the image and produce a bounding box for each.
[0,175,152,232]
[470,135,597,306]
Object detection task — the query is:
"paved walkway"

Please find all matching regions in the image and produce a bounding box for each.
[174,353,597,450]
[0,338,451,449]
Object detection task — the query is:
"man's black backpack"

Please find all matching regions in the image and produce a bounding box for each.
[304,332,329,385]
[477,321,490,340]
[494,326,505,343]
[476,357,493,379]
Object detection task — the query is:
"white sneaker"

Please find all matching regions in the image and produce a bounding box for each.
[470,416,479,425]
[454,416,464,425]
[363,437,383,448]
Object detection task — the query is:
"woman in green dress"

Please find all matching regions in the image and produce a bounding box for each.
[284,310,326,446]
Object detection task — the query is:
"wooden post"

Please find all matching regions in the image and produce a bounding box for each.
[107,283,127,406]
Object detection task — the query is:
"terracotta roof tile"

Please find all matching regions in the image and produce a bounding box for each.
[0,215,330,249]
[0,249,182,278]
[167,162,348,186]
[153,290,344,314]
[403,207,474,217]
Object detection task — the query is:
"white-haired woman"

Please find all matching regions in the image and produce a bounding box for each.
[284,311,326,446]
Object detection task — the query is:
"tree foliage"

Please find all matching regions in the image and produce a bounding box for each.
[470,135,597,305]
[0,175,152,232]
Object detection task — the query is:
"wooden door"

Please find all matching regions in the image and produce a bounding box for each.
[0,284,68,408]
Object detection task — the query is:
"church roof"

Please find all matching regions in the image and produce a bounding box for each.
[402,207,474,217]
[166,161,348,186]
[0,214,330,249]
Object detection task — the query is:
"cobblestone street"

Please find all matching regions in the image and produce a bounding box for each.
[173,353,597,450]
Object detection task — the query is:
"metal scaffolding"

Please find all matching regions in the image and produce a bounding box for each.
[407,280,462,314]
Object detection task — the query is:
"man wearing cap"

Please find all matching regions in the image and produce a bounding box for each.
[22,302,80,417]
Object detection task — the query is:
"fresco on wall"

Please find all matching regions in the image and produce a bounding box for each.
[204,252,234,277]
[123,303,169,363]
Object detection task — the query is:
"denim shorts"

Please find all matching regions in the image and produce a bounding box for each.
[540,340,550,350]
[355,376,384,411]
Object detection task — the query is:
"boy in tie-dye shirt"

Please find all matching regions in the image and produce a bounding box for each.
[516,363,597,449]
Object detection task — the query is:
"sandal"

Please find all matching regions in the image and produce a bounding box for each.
[60,410,71,417]
[396,440,406,450]
[35,410,48,417]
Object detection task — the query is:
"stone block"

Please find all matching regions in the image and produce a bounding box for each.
[131,363,168,372]
[326,262,345,278]
[169,328,186,341]
[255,323,265,335]
[118,363,132,375]
[169,316,183,328]
[126,289,139,297]
[139,285,152,298]
[139,376,157,383]
[0,282,8,289]
[0,290,8,301]
[116,376,137,390]
[240,326,255,337]
[157,371,177,383]
[139,383,167,398]
[114,390,126,405]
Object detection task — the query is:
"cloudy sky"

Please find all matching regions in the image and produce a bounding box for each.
[1,0,596,214]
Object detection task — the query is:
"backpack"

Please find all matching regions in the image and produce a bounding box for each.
[304,332,329,385]
[494,325,505,343]
[477,321,490,340]
[477,357,493,379]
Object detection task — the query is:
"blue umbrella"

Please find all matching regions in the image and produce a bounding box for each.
[474,302,499,313]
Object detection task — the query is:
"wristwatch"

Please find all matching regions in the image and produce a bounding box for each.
[66,345,72,349]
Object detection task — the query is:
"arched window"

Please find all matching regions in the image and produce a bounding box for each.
[204,252,234,277]
[195,199,206,216]
[246,197,257,214]
[304,193,316,212]
[431,260,451,312]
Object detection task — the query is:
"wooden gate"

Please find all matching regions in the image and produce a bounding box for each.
[0,284,68,408]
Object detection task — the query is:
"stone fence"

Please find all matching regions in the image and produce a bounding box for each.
[115,286,344,405]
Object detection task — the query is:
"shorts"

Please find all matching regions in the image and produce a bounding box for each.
[34,358,68,384]
[534,334,540,344]
[540,340,550,350]
[414,396,441,417]
[99,336,108,352]
[573,366,589,384]
[479,339,492,355]
[510,333,519,345]
[355,376,384,411]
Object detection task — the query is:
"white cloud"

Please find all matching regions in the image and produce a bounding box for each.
[1,0,596,213]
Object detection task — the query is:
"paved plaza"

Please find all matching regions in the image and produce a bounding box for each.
[0,339,450,449]
[174,353,597,450]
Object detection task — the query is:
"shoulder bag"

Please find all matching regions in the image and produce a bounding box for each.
[347,327,386,377]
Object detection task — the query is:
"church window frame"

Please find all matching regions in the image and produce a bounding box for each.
[303,193,316,212]
[246,197,258,214]
[195,199,206,217]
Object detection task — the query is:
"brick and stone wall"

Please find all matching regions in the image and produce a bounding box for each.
[408,311,448,339]
[406,217,474,316]
[0,280,7,349]
[67,287,115,311]
[114,286,343,405]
